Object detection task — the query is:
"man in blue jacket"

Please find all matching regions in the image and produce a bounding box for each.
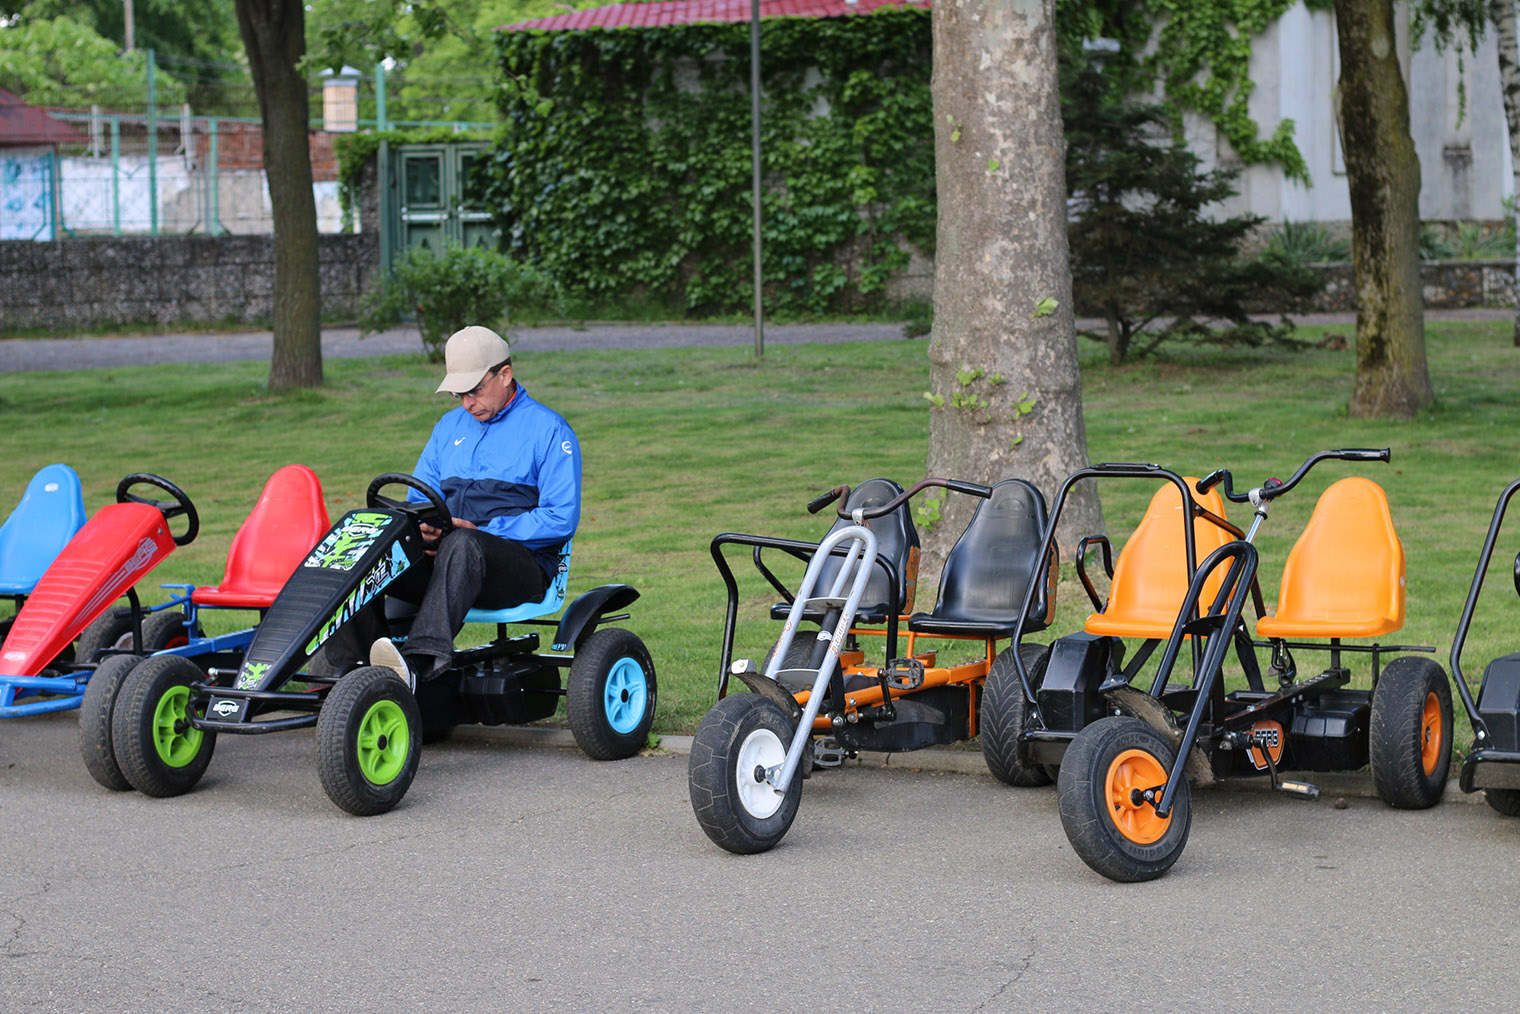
[335,325,581,687]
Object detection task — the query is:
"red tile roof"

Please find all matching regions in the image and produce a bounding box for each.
[0,89,85,147]
[502,0,926,33]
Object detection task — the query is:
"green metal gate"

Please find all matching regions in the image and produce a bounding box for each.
[379,141,498,269]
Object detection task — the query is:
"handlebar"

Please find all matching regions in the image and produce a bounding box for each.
[807,477,994,519]
[1197,448,1390,504]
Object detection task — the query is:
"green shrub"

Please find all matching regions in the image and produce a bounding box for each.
[1261,220,1350,265]
[359,246,560,361]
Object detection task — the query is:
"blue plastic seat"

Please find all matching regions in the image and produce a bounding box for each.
[464,541,572,625]
[0,464,88,596]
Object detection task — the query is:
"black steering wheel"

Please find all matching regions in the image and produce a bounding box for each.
[116,472,199,547]
[365,473,454,541]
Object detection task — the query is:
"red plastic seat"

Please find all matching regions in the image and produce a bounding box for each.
[192,465,329,609]
[1256,477,1404,639]
[1085,480,1233,640]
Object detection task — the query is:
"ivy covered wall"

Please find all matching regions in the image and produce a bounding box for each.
[487,8,935,315]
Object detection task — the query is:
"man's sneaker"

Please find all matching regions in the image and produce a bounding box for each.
[369,637,414,692]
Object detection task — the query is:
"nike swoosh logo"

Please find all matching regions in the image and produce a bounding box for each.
[454,437,467,446]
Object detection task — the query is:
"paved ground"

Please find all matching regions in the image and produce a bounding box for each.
[1,712,1515,1013]
[1,307,1512,373]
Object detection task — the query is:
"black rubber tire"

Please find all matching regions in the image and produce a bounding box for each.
[75,609,136,663]
[316,665,421,816]
[78,653,142,791]
[1369,656,1453,809]
[112,654,216,797]
[76,608,191,663]
[566,627,658,761]
[980,642,1052,787]
[689,693,803,854]
[1057,716,1192,883]
[1484,788,1520,816]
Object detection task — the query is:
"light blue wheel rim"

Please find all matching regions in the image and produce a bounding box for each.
[603,657,647,735]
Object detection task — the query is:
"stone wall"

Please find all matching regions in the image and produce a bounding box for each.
[1306,260,1516,311]
[0,233,379,331]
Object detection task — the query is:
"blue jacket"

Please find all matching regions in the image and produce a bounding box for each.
[410,384,581,578]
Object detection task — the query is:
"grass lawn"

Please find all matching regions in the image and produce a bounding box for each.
[2,320,1518,756]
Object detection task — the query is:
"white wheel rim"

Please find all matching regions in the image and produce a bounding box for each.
[735,727,787,819]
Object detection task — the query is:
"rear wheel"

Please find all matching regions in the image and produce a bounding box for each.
[1058,716,1191,883]
[566,628,657,760]
[77,608,191,662]
[316,666,421,816]
[112,655,216,797]
[689,693,803,854]
[1484,788,1520,817]
[980,642,1052,786]
[1369,656,1453,809]
[78,653,142,791]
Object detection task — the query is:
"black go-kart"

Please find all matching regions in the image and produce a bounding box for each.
[100,474,656,816]
[1449,476,1520,814]
[999,449,1451,881]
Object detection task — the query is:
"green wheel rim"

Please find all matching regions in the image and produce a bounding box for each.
[356,698,409,785]
[151,685,204,768]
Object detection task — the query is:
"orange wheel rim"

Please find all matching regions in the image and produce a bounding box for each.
[1104,748,1171,844]
[1420,692,1443,776]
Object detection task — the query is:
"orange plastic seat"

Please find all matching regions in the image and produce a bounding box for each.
[1085,480,1233,640]
[1256,477,1404,639]
[192,465,329,609]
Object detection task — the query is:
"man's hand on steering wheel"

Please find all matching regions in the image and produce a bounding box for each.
[421,516,477,555]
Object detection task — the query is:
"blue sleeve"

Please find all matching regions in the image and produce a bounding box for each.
[407,417,448,504]
[479,416,581,548]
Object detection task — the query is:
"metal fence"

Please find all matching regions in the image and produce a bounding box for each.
[1,108,348,241]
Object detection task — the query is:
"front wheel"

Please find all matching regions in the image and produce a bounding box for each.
[316,666,421,816]
[1057,716,1191,883]
[1369,656,1453,809]
[980,642,1051,787]
[566,628,657,760]
[78,653,143,791]
[77,608,192,662]
[688,694,803,854]
[112,655,216,797]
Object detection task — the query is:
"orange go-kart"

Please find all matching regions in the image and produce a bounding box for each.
[996,450,1452,881]
[691,475,1057,853]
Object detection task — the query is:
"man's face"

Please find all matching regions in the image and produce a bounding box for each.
[456,362,514,421]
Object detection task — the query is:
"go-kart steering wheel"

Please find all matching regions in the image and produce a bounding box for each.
[365,473,454,540]
[116,472,199,546]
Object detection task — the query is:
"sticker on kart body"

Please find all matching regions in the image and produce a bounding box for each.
[303,541,412,657]
[209,696,248,722]
[304,512,395,572]
[234,660,270,691]
[75,536,162,624]
[1247,719,1285,771]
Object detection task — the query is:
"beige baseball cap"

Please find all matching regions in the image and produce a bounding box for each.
[436,326,510,394]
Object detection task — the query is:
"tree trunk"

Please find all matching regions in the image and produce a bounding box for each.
[1334,0,1432,418]
[235,0,323,390]
[1491,0,1520,346]
[925,0,1100,575]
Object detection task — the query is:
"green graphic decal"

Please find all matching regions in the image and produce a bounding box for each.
[235,660,270,691]
[304,512,394,572]
[305,542,411,655]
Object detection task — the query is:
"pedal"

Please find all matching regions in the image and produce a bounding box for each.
[881,658,926,691]
[1275,779,1320,800]
[813,736,846,768]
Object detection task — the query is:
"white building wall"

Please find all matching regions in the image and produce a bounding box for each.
[1200,2,1512,225]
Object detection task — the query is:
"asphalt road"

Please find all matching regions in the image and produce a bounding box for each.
[1,711,1515,1013]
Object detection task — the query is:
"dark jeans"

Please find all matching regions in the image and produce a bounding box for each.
[323,528,549,680]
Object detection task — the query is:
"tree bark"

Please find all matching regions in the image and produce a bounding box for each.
[235,0,323,390]
[1491,0,1520,346]
[925,0,1100,573]
[1334,0,1433,418]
